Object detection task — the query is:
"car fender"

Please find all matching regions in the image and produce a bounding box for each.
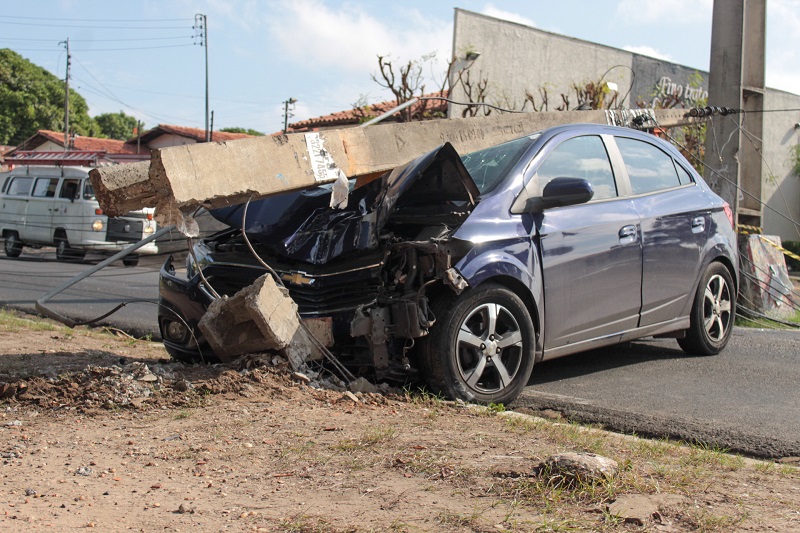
[454,238,545,357]
[680,232,738,317]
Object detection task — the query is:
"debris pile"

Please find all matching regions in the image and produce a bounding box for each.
[0,353,400,411]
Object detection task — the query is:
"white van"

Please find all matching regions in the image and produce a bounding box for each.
[0,165,157,266]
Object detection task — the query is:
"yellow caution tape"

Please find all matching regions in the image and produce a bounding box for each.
[758,235,800,262]
[736,224,762,234]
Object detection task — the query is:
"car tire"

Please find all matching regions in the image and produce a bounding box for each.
[678,262,735,355]
[55,234,85,262]
[122,255,140,267]
[420,283,536,404]
[3,232,23,258]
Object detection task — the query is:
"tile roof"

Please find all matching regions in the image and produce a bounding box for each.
[29,130,145,154]
[288,91,449,131]
[133,124,255,144]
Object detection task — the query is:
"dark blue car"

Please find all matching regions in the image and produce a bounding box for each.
[159,123,737,404]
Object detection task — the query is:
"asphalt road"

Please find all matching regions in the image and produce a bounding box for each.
[0,248,164,338]
[1,248,799,458]
[518,329,800,459]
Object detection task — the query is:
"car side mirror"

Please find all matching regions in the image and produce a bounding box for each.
[517,177,594,213]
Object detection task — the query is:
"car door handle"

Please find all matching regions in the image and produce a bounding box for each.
[691,216,705,233]
[618,225,638,244]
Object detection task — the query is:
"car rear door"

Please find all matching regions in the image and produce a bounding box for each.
[535,134,643,349]
[611,135,705,326]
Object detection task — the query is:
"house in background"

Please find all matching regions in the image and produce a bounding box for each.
[2,125,255,169]
[133,124,253,149]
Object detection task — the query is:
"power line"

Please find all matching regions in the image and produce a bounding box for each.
[0,15,192,22]
[0,21,188,29]
[70,44,195,52]
[0,36,191,42]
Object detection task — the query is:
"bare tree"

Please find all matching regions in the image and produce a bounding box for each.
[371,55,442,122]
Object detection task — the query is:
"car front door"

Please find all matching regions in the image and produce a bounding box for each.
[535,134,643,350]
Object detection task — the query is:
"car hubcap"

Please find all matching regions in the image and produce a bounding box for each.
[456,302,523,394]
[702,274,732,342]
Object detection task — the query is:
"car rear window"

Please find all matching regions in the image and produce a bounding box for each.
[460,136,534,194]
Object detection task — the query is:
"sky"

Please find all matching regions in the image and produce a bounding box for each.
[1,0,799,135]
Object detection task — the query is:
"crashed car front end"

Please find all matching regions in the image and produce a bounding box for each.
[158,142,479,376]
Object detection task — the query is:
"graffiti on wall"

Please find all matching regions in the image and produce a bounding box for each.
[650,76,708,108]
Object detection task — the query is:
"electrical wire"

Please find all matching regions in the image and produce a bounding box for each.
[0,15,192,22]
[727,114,800,239]
[0,20,189,29]
[417,96,526,114]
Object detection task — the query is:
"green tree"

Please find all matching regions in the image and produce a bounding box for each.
[95,111,139,140]
[0,48,99,146]
[219,127,264,136]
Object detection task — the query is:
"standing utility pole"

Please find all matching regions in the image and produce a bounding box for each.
[703,0,766,229]
[282,98,297,134]
[194,14,209,142]
[60,38,71,151]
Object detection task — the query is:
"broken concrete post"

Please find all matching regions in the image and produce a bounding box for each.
[197,274,326,369]
[90,109,695,226]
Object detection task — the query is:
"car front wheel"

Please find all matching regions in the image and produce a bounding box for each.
[420,283,536,404]
[678,262,735,355]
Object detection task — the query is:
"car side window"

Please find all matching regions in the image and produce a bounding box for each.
[60,179,80,200]
[675,163,695,185]
[616,137,683,194]
[32,178,59,198]
[7,177,33,196]
[536,135,617,200]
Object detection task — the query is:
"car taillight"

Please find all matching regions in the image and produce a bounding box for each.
[723,202,734,229]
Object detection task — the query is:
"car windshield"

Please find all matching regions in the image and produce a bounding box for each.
[460,135,537,194]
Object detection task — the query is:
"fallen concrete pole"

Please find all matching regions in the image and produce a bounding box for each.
[197,274,327,369]
[90,108,696,227]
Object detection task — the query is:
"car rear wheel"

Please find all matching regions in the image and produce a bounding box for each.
[3,232,22,258]
[122,254,140,267]
[420,283,535,404]
[678,262,735,355]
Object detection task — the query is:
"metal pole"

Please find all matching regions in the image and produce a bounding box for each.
[61,37,71,151]
[360,97,419,127]
[195,14,209,142]
[35,226,174,327]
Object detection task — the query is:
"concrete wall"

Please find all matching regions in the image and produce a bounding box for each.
[762,89,800,243]
[450,9,632,113]
[450,8,799,243]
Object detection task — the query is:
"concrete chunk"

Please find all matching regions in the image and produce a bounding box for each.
[197,274,326,369]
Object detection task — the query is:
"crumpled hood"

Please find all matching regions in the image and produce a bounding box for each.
[210,142,479,265]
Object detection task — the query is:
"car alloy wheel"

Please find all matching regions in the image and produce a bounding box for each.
[678,262,735,355]
[456,302,524,394]
[420,283,535,404]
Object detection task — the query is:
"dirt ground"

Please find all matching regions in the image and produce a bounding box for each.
[0,310,799,532]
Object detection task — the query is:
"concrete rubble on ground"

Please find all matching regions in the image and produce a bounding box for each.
[88,108,699,373]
